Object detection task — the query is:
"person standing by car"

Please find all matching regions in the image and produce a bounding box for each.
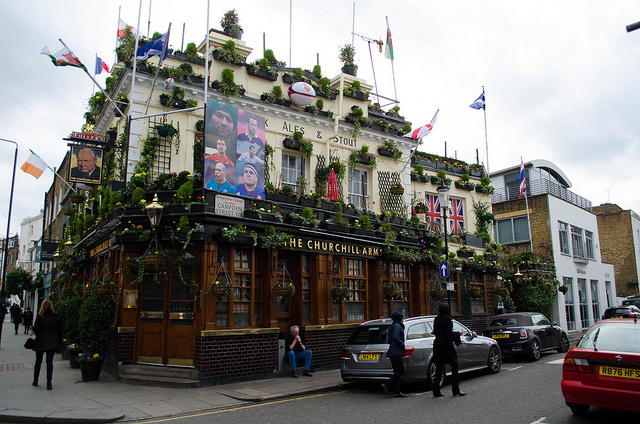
[432,303,465,397]
[381,312,407,397]
[32,300,62,390]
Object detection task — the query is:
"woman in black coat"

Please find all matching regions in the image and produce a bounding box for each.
[12,305,22,335]
[32,300,62,390]
[432,302,465,397]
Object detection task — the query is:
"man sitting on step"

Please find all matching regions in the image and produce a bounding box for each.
[284,325,313,378]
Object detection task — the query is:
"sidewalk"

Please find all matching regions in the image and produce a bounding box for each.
[0,316,344,423]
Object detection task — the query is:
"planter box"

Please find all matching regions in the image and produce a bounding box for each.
[247,65,278,81]
[484,254,498,262]
[377,148,397,158]
[356,155,372,165]
[282,137,301,151]
[476,185,493,194]
[322,222,348,233]
[470,168,484,178]
[189,75,205,86]
[457,250,474,258]
[455,181,475,191]
[299,198,318,208]
[234,235,256,246]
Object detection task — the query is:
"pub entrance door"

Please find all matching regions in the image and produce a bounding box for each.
[136,274,196,366]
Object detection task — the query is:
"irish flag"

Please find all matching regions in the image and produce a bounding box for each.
[20,151,48,179]
[41,39,87,71]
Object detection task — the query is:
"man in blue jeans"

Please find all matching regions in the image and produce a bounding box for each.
[285,325,312,378]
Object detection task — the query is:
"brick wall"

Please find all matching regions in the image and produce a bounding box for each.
[593,206,638,296]
[304,328,354,370]
[196,333,279,386]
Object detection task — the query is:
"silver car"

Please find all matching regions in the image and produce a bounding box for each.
[340,315,502,386]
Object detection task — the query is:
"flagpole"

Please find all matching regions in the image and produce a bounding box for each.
[521,156,533,253]
[204,0,210,108]
[115,6,121,66]
[0,138,17,300]
[81,66,126,117]
[92,53,97,97]
[126,0,144,184]
[482,86,489,175]
[401,109,439,174]
[387,17,398,104]
[144,23,172,115]
[30,150,75,192]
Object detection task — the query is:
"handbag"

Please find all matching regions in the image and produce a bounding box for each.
[24,337,35,350]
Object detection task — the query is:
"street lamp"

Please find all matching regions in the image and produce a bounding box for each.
[64,236,74,257]
[436,183,451,311]
[145,194,164,228]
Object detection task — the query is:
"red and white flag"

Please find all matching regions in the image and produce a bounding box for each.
[20,151,48,179]
[404,110,439,141]
[41,39,86,71]
[117,18,136,38]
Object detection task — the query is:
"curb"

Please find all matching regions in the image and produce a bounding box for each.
[0,408,124,424]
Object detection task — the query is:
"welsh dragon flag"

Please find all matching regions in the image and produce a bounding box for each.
[384,17,394,61]
[41,39,87,71]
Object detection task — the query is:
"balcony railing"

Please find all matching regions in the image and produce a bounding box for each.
[491,179,592,211]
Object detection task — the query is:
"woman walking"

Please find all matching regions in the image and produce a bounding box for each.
[432,302,465,397]
[32,300,62,390]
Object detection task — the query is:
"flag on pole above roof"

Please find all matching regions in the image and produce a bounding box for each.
[519,158,527,198]
[117,18,136,38]
[404,110,438,141]
[20,151,48,179]
[384,17,394,61]
[95,56,110,75]
[41,39,87,71]
[469,92,485,110]
[135,32,170,63]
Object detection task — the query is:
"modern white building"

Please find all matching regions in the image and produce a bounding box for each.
[18,211,43,277]
[491,159,616,332]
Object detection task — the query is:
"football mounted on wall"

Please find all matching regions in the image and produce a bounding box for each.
[288,82,316,106]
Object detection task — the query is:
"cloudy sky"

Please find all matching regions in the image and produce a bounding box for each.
[2,1,640,237]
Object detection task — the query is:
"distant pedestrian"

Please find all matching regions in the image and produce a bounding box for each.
[432,303,465,397]
[22,307,33,334]
[12,305,22,335]
[285,325,313,378]
[32,300,62,390]
[9,303,16,323]
[381,312,407,397]
[0,298,7,347]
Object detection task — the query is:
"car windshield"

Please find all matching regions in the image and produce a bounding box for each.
[607,308,633,315]
[347,325,390,344]
[490,316,530,326]
[577,323,640,353]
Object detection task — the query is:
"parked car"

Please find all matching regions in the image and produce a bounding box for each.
[602,305,640,319]
[561,318,640,414]
[621,297,640,309]
[340,315,501,387]
[482,312,569,361]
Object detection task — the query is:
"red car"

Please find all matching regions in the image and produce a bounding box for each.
[561,318,640,414]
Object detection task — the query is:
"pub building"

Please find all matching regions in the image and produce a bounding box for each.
[43,29,498,386]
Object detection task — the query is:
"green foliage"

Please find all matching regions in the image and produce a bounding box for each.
[339,43,356,65]
[176,180,194,203]
[84,213,95,230]
[131,187,145,205]
[62,296,85,344]
[185,42,198,57]
[298,139,313,157]
[264,49,285,66]
[352,80,361,91]
[334,211,344,225]
[315,98,324,110]
[222,68,234,83]
[272,85,283,98]
[5,268,31,296]
[302,208,314,219]
[293,131,303,141]
[294,67,303,78]
[220,9,241,35]
[79,293,116,356]
[313,65,322,78]
[319,77,330,88]
[473,199,493,243]
[178,215,190,231]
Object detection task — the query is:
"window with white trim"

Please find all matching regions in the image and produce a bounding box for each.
[585,230,595,259]
[558,221,570,255]
[281,153,305,191]
[495,216,529,244]
[348,169,368,209]
[571,226,585,259]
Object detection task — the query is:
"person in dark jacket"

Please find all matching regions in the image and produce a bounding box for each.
[0,298,7,347]
[284,325,313,378]
[381,311,407,397]
[12,305,22,335]
[22,307,33,334]
[32,300,62,390]
[432,302,465,397]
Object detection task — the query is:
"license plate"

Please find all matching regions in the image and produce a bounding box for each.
[492,334,510,339]
[612,316,623,319]
[358,353,380,361]
[600,366,640,380]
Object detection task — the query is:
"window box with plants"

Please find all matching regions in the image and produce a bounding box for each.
[343,80,368,101]
[304,98,333,119]
[469,164,486,178]
[455,173,475,191]
[246,58,278,81]
[411,164,428,182]
[457,247,475,258]
[475,176,495,194]
[273,184,298,203]
[260,85,291,107]
[322,211,349,232]
[282,131,313,156]
[282,67,310,84]
[351,215,375,236]
[430,170,451,186]
[377,141,402,161]
[212,40,246,66]
[313,77,338,100]
[221,224,257,247]
[244,205,283,223]
[348,145,377,171]
[212,68,245,98]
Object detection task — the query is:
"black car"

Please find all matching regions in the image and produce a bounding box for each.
[601,305,640,319]
[482,312,569,361]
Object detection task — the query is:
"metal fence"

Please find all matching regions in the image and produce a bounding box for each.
[491,179,592,211]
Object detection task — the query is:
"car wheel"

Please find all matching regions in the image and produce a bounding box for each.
[528,339,541,361]
[557,334,569,353]
[568,402,589,415]
[486,347,501,374]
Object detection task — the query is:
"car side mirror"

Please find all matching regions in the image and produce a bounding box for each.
[551,321,557,326]
[470,331,477,338]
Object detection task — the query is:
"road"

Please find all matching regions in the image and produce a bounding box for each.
[130,352,637,424]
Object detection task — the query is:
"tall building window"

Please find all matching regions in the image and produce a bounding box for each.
[564,277,575,331]
[578,278,589,328]
[333,257,367,322]
[281,153,304,190]
[571,226,585,259]
[382,262,410,318]
[215,247,262,327]
[348,169,368,209]
[558,221,570,255]
[495,216,529,244]
[302,254,312,323]
[590,280,600,322]
[585,230,594,259]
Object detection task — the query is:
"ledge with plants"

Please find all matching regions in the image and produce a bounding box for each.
[212,40,246,66]
[211,68,245,98]
[411,164,428,182]
[282,131,313,157]
[260,85,291,107]
[430,170,452,187]
[348,145,377,173]
[344,105,370,140]
[246,58,278,81]
[455,173,475,191]
[378,141,402,162]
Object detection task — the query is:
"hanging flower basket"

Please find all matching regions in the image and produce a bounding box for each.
[156,123,177,138]
[70,195,85,204]
[383,283,402,300]
[331,285,350,304]
[82,286,91,297]
[390,184,404,195]
[558,285,569,295]
[211,280,232,301]
[272,283,295,304]
[496,287,508,297]
[430,289,447,300]
[143,254,166,271]
[468,286,483,299]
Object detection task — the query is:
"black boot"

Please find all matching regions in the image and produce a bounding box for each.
[46,365,53,390]
[33,365,40,387]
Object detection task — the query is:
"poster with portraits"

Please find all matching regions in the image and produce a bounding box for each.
[204,100,266,199]
[68,146,103,184]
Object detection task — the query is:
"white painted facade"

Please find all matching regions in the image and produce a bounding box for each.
[18,212,43,276]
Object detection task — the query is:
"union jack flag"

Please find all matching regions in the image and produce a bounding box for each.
[449,198,465,235]
[425,193,442,233]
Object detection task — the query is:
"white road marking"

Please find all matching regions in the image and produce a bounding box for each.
[529,417,547,424]
[546,358,564,365]
[508,366,523,372]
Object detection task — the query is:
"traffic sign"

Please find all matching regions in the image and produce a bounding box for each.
[439,262,448,278]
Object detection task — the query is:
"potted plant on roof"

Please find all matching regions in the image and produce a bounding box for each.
[339,43,357,76]
[220,9,243,39]
[455,173,475,191]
